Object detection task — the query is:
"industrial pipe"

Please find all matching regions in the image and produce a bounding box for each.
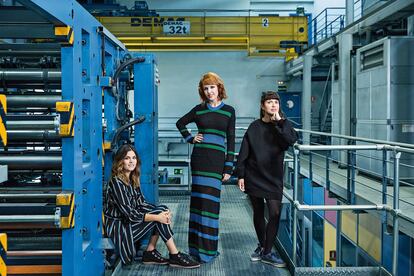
[7,120,57,130]
[7,130,60,142]
[296,144,384,151]
[0,69,61,88]
[0,193,59,199]
[111,116,146,150]
[7,250,62,257]
[0,155,61,170]
[0,215,56,223]
[296,129,414,150]
[7,94,61,108]
[0,69,61,82]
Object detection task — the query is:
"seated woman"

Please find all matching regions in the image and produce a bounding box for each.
[104,144,200,268]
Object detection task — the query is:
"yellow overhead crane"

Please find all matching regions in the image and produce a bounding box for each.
[96,15,307,57]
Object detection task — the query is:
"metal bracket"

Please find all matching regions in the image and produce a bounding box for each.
[54,207,61,228]
[99,76,112,87]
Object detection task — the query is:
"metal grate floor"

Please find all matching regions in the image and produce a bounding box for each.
[115,185,291,276]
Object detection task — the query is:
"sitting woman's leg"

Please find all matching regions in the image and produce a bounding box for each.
[165,237,178,254]
[142,233,169,265]
[146,233,160,251]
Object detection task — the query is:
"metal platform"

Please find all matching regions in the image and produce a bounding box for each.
[114,185,291,276]
[295,266,387,276]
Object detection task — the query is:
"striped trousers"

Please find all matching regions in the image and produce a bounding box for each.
[105,205,173,264]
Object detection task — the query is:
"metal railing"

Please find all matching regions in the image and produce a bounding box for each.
[308,8,345,46]
[298,129,414,188]
[282,127,414,274]
[308,1,390,47]
[286,143,407,275]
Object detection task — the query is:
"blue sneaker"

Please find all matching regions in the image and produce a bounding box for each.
[250,244,264,261]
[261,252,286,268]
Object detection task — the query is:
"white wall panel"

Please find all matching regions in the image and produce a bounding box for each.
[154,51,284,118]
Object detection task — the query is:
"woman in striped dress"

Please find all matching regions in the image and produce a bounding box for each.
[176,72,236,263]
[104,144,200,268]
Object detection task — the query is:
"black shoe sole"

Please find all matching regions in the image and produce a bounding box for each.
[169,263,201,269]
[143,261,169,265]
[260,259,287,268]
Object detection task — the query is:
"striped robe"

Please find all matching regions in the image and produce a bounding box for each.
[104,176,173,264]
[176,102,235,263]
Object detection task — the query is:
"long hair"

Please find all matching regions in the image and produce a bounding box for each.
[260,91,284,119]
[111,144,141,188]
[198,72,228,102]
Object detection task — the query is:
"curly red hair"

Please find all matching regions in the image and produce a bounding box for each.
[198,72,228,102]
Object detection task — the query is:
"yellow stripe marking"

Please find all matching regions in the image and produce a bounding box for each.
[69,106,74,136]
[0,95,7,146]
[59,194,75,229]
[56,102,71,112]
[0,233,6,276]
[56,193,72,206]
[54,26,70,36]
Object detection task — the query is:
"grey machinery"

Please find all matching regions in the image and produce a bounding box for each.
[355,36,414,183]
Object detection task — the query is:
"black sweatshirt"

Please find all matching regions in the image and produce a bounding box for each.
[236,118,298,200]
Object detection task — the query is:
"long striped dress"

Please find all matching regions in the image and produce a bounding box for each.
[104,176,174,264]
[176,102,235,263]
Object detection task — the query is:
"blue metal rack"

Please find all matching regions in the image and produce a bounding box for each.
[4,1,133,275]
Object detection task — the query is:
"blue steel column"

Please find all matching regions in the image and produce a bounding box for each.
[102,44,120,181]
[28,1,105,274]
[60,38,77,276]
[134,54,158,204]
[23,1,130,275]
[59,3,105,274]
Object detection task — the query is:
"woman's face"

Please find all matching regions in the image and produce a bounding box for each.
[203,84,219,103]
[261,99,280,116]
[122,150,137,173]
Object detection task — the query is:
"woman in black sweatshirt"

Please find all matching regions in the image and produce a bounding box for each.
[236,91,298,267]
